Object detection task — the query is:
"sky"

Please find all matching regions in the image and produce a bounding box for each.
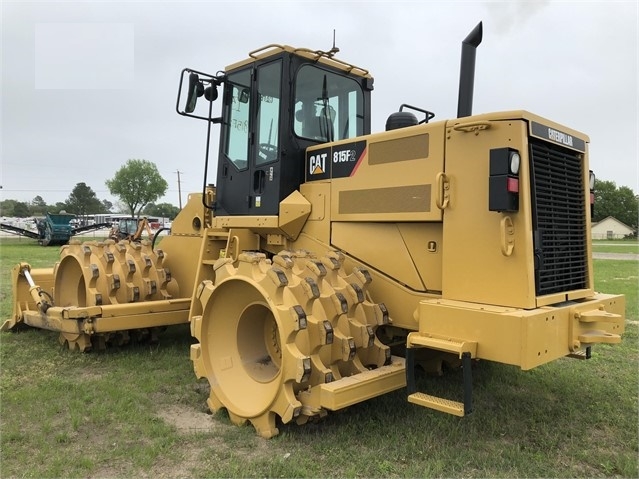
[1,0,637,209]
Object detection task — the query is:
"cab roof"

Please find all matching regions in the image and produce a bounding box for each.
[225,44,372,79]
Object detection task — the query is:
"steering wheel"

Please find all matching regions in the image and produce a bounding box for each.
[258,143,278,163]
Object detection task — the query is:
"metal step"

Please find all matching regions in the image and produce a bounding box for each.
[408,392,464,417]
[407,333,477,357]
[567,346,591,360]
[406,341,474,417]
[319,356,406,410]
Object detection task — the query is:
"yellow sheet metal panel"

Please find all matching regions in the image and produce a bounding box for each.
[329,122,447,222]
[171,192,211,235]
[278,190,311,240]
[331,222,425,291]
[441,117,537,308]
[330,222,443,293]
[297,182,331,248]
[397,223,443,292]
[440,111,595,309]
[152,234,206,299]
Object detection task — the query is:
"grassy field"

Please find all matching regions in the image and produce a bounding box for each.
[0,238,637,478]
[592,240,639,254]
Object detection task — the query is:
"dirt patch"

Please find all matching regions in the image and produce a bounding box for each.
[157,404,227,435]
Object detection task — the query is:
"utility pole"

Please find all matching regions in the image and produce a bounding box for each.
[175,170,183,209]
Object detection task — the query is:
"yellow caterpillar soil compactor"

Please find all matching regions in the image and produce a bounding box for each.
[5,23,625,438]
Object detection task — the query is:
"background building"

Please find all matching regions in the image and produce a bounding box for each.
[591,216,635,240]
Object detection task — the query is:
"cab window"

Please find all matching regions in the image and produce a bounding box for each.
[223,69,251,170]
[294,65,364,142]
[255,61,282,165]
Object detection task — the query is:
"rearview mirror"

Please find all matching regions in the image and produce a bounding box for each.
[186,72,204,113]
[176,68,224,121]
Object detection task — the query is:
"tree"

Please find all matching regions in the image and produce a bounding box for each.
[32,195,46,207]
[13,201,30,217]
[30,195,48,216]
[143,202,180,219]
[102,199,113,212]
[66,183,105,219]
[593,180,638,229]
[0,199,17,216]
[106,159,168,218]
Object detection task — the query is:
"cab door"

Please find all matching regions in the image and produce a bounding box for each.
[248,60,282,215]
[217,68,253,215]
[216,60,284,216]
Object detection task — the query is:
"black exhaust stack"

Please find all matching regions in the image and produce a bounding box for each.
[457,22,483,118]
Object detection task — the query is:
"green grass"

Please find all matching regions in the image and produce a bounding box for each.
[592,240,639,254]
[594,259,639,320]
[1,238,637,478]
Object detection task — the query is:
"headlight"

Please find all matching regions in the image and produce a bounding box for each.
[510,152,521,175]
[589,170,595,189]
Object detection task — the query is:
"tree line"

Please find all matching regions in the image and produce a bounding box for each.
[1,159,180,220]
[593,179,638,230]
[1,160,636,230]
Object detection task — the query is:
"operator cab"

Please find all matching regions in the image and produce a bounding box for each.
[178,45,373,215]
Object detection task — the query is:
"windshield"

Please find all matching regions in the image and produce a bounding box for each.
[294,65,364,142]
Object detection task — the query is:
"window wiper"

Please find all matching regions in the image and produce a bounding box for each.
[318,75,334,142]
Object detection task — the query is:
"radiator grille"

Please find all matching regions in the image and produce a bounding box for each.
[529,139,588,295]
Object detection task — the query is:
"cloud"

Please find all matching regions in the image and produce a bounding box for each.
[484,0,550,34]
[35,22,134,89]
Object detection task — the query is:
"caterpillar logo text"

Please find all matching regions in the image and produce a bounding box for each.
[309,153,327,175]
[547,128,574,147]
